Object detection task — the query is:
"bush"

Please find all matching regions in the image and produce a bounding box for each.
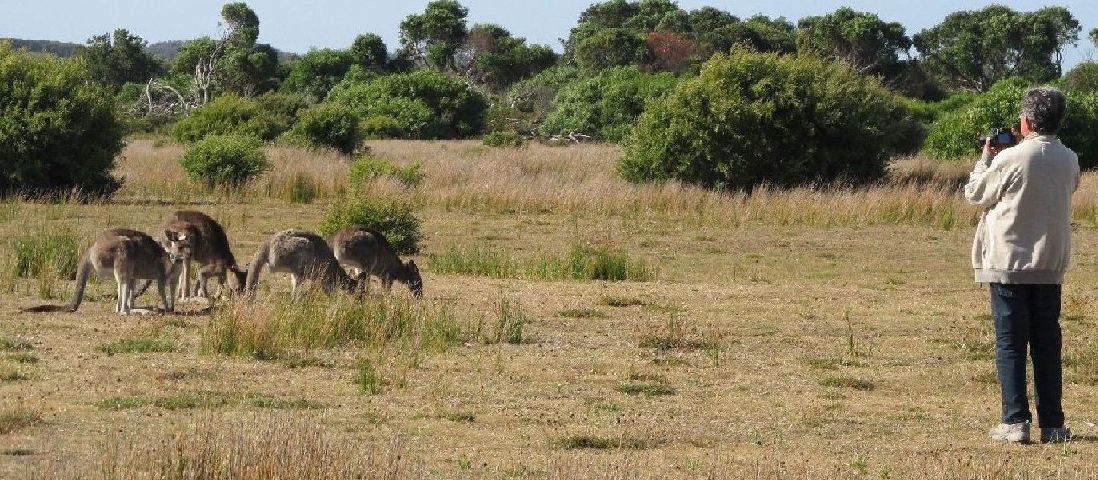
[483,131,527,147]
[540,66,679,142]
[172,95,284,143]
[347,156,424,188]
[328,70,487,139]
[179,134,269,188]
[620,49,922,189]
[507,65,582,119]
[0,44,123,197]
[254,91,308,132]
[318,197,422,254]
[287,103,362,154]
[904,92,979,125]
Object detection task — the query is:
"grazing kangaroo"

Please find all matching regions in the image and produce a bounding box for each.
[23,228,190,315]
[245,229,362,298]
[329,225,423,297]
[162,210,247,300]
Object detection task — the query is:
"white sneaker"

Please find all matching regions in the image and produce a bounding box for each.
[989,422,1031,443]
[1040,427,1071,443]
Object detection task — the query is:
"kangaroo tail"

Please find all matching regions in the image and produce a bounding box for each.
[19,304,71,313]
[66,251,94,312]
[244,238,271,296]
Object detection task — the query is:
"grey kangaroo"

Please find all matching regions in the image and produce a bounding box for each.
[162,210,247,300]
[245,229,363,298]
[24,228,190,315]
[329,225,423,297]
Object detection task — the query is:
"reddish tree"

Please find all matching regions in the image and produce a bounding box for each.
[645,31,696,73]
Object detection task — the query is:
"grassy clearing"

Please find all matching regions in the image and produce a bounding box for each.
[0,410,40,434]
[204,294,461,360]
[98,337,176,356]
[431,245,653,281]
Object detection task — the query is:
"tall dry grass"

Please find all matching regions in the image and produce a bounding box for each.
[29,415,416,480]
[112,139,1098,229]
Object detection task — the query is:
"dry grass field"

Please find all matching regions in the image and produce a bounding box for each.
[2,139,1098,479]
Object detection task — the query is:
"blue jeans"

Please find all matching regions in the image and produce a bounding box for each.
[989,283,1064,427]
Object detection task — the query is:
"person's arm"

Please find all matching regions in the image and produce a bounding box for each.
[963,140,1019,209]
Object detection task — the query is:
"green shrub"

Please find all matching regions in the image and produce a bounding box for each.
[482,131,526,147]
[507,65,582,117]
[254,91,308,132]
[360,115,410,139]
[619,49,922,189]
[179,134,269,188]
[287,103,362,154]
[1060,93,1098,170]
[329,70,488,139]
[567,245,652,281]
[347,156,424,188]
[318,197,422,254]
[540,66,679,142]
[904,92,979,125]
[172,94,284,143]
[0,44,123,197]
[11,229,78,279]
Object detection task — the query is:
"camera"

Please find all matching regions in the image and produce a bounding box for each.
[977,127,1017,148]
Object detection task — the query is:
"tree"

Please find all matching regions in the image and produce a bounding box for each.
[350,33,388,72]
[573,27,648,71]
[0,44,124,197]
[540,66,678,142]
[913,6,1080,92]
[796,8,911,75]
[458,24,557,91]
[281,48,354,102]
[78,29,162,93]
[399,0,469,71]
[645,31,695,73]
[1091,27,1098,47]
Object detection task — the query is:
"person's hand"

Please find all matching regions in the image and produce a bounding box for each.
[983,138,1004,158]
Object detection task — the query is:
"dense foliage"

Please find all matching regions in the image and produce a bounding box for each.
[179,134,269,188]
[328,69,487,139]
[0,44,124,197]
[286,103,362,154]
[620,49,922,189]
[540,66,678,142]
[172,95,284,142]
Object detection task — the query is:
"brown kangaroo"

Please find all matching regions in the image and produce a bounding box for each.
[23,228,190,315]
[245,229,363,298]
[162,210,247,300]
[328,225,422,297]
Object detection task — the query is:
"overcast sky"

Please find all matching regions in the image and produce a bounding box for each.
[2,1,1096,67]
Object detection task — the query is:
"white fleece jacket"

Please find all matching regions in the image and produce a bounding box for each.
[964,134,1080,284]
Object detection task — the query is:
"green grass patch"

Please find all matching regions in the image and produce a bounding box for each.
[287,173,319,204]
[0,337,33,351]
[443,411,476,423]
[98,337,176,356]
[0,369,30,382]
[429,245,653,282]
[0,410,40,434]
[6,353,38,364]
[96,392,321,411]
[615,382,676,397]
[204,295,461,361]
[348,155,425,188]
[355,359,382,395]
[1066,342,1098,385]
[557,308,607,319]
[556,435,653,450]
[10,228,78,279]
[491,298,526,345]
[601,296,647,307]
[820,375,876,391]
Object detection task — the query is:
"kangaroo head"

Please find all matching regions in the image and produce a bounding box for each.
[161,229,193,264]
[227,264,249,295]
[404,259,423,298]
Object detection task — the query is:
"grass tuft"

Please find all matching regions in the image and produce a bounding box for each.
[0,409,41,434]
[557,308,608,319]
[0,337,33,352]
[556,435,654,450]
[10,228,78,279]
[0,369,30,382]
[615,382,676,397]
[7,353,38,364]
[443,411,476,423]
[355,359,383,395]
[430,245,652,282]
[820,375,876,391]
[601,296,647,307]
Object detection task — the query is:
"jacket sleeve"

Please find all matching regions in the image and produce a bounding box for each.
[963,151,1021,209]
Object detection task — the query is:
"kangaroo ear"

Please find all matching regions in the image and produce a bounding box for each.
[406,259,418,269]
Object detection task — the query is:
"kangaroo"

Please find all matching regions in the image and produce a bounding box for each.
[329,225,423,297]
[23,228,190,315]
[245,229,363,298]
[161,210,247,300]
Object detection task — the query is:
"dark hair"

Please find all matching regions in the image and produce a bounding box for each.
[1020,87,1067,134]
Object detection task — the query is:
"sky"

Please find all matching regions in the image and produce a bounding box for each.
[1,0,1096,68]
